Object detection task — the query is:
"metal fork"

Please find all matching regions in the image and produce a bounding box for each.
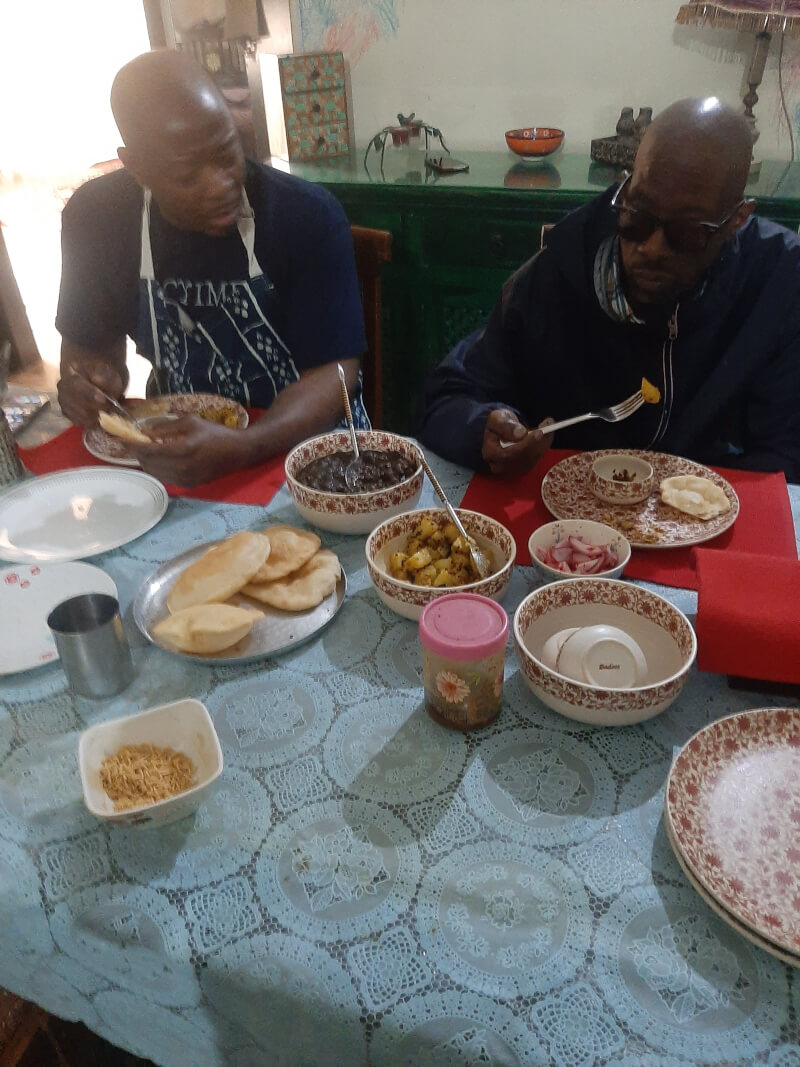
[498,388,646,448]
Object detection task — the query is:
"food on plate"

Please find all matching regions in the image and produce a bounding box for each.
[534,534,619,574]
[99,742,196,811]
[167,531,271,612]
[196,405,240,428]
[388,515,494,587]
[641,377,661,404]
[598,510,663,545]
[251,525,321,583]
[155,602,264,653]
[611,468,637,482]
[296,449,417,493]
[659,475,730,520]
[98,411,152,444]
[243,549,341,610]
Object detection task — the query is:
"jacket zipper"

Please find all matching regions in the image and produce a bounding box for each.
[648,304,679,447]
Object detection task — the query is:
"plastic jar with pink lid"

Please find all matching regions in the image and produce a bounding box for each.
[419,593,509,731]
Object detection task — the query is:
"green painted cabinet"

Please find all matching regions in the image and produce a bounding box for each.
[276,151,800,433]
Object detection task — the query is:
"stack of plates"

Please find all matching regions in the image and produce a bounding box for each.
[665,707,800,967]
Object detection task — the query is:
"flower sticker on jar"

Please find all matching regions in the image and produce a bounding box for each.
[420,594,509,731]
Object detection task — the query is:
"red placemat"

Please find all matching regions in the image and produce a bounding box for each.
[19,424,287,507]
[695,549,800,683]
[460,450,797,590]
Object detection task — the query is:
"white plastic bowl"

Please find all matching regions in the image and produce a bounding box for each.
[366,507,516,621]
[285,430,424,534]
[528,519,630,582]
[78,698,223,828]
[513,578,696,726]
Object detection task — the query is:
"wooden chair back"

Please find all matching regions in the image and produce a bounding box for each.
[350,225,392,428]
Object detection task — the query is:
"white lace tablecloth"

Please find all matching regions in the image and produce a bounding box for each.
[0,458,798,1067]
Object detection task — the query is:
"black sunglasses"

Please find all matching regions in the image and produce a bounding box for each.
[611,173,749,254]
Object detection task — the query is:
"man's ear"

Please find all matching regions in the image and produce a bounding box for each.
[731,199,756,234]
[118,146,145,188]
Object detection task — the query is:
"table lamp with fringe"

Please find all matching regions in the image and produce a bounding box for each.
[676,1,800,170]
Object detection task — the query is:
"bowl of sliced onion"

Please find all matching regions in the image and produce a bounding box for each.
[528,519,630,583]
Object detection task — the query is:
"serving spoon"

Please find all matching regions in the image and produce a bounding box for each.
[418,451,491,579]
[337,363,361,491]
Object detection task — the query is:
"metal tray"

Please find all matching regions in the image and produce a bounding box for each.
[133,539,346,665]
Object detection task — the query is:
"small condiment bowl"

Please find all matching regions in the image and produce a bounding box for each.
[528,519,630,582]
[513,577,696,726]
[78,698,223,828]
[589,453,654,505]
[285,430,423,534]
[505,127,565,158]
[366,507,516,621]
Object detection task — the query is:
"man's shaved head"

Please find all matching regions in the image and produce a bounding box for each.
[618,96,755,309]
[110,51,246,238]
[636,97,753,215]
[111,50,230,158]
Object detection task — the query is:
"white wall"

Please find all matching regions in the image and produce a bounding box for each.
[0,0,151,182]
[294,0,800,162]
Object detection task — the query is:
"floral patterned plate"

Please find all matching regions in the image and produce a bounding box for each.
[541,450,739,548]
[664,814,800,968]
[665,708,800,958]
[83,394,249,467]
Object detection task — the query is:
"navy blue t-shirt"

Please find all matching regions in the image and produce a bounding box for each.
[56,160,366,403]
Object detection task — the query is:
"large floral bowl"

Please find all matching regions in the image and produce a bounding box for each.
[285,430,423,534]
[513,578,696,726]
[366,507,516,621]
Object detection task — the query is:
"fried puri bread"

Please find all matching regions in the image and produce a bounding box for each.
[251,525,321,583]
[167,531,271,612]
[242,549,340,611]
[154,603,263,654]
[660,475,731,520]
[98,411,152,444]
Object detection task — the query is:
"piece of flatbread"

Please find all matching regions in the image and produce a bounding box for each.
[167,531,271,613]
[242,549,340,611]
[98,411,151,444]
[660,475,731,520]
[251,525,322,583]
[154,603,263,654]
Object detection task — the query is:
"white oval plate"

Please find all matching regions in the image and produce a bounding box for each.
[0,562,118,674]
[0,468,169,562]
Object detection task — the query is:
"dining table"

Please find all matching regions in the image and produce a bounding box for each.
[1,416,799,1067]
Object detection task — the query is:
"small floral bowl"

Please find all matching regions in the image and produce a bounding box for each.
[366,508,516,621]
[528,519,631,583]
[589,453,654,505]
[285,430,423,535]
[513,578,696,726]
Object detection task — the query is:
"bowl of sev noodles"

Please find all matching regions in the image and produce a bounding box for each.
[78,699,223,827]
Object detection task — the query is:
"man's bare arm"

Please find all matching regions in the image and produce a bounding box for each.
[128,357,361,487]
[57,338,130,426]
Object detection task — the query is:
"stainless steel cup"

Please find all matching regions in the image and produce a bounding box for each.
[47,593,134,699]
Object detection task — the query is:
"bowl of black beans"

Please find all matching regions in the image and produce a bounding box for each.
[285,430,424,533]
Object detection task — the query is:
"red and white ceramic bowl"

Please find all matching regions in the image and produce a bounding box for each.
[514,577,696,725]
[589,453,654,505]
[285,430,424,534]
[366,507,516,621]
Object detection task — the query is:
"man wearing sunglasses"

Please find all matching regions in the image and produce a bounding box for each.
[419,97,800,482]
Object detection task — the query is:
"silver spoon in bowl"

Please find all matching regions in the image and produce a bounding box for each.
[418,452,491,580]
[336,363,361,491]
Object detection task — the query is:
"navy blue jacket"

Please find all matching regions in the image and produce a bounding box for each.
[419,189,800,482]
